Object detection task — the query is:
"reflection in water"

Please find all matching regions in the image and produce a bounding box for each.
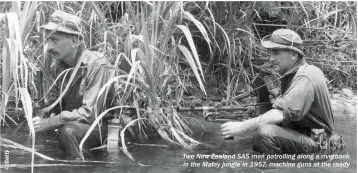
[0,115,356,173]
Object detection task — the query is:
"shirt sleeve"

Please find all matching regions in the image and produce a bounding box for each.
[56,60,113,125]
[272,75,314,126]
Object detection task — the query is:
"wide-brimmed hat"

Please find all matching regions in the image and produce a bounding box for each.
[261,29,305,57]
[41,10,82,36]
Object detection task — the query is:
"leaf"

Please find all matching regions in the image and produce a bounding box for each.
[20,1,37,44]
[122,59,140,101]
[158,3,180,51]
[120,118,150,166]
[183,10,212,54]
[11,1,20,15]
[18,88,35,173]
[204,5,216,36]
[235,28,254,36]
[1,91,9,122]
[40,50,88,114]
[169,127,192,151]
[89,2,108,30]
[176,25,206,84]
[6,12,22,49]
[157,127,179,145]
[94,75,127,117]
[0,13,5,20]
[214,21,231,60]
[79,105,135,159]
[2,39,11,92]
[1,138,54,161]
[177,45,206,95]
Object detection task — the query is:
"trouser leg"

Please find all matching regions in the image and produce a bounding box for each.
[59,122,107,159]
[252,124,319,153]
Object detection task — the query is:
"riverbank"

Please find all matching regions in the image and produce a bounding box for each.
[330,89,357,117]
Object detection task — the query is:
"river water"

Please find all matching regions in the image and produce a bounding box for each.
[0,113,356,173]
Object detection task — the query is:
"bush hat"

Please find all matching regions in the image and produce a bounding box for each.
[261,29,305,57]
[41,10,82,36]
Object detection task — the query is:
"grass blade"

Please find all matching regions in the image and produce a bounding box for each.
[18,88,35,173]
[183,10,212,54]
[177,45,206,95]
[1,137,54,161]
[40,50,87,114]
[120,118,150,166]
[78,105,135,159]
[176,25,206,85]
[89,1,108,30]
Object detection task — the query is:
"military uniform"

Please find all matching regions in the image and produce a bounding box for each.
[253,29,343,153]
[47,49,113,159]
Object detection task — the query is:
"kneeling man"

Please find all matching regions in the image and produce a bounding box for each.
[221,29,341,153]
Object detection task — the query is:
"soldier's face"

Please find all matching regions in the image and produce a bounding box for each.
[45,32,74,61]
[268,49,298,75]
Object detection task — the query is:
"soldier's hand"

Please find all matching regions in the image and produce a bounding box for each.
[37,108,48,117]
[32,116,51,132]
[36,108,55,118]
[220,121,248,139]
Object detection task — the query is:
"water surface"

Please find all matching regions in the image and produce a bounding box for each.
[1,114,356,173]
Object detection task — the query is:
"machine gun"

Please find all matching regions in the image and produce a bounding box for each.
[176,102,272,123]
[177,74,273,140]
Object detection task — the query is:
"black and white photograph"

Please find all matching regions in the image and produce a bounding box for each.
[0,1,356,173]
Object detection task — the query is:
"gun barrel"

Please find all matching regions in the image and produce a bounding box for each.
[177,106,250,112]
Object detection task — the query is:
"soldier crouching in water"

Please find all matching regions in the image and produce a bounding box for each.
[32,10,115,159]
[220,29,344,153]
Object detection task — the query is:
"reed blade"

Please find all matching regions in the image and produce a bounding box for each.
[18,88,35,173]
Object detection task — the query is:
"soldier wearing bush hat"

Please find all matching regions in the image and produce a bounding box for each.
[261,29,305,75]
[33,10,114,159]
[40,10,85,62]
[221,29,343,154]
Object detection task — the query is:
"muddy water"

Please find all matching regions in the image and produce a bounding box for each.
[0,114,356,173]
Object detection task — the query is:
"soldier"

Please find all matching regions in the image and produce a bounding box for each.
[221,29,343,153]
[33,10,113,159]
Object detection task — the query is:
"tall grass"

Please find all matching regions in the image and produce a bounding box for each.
[1,1,38,172]
[79,1,213,160]
[187,1,357,99]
